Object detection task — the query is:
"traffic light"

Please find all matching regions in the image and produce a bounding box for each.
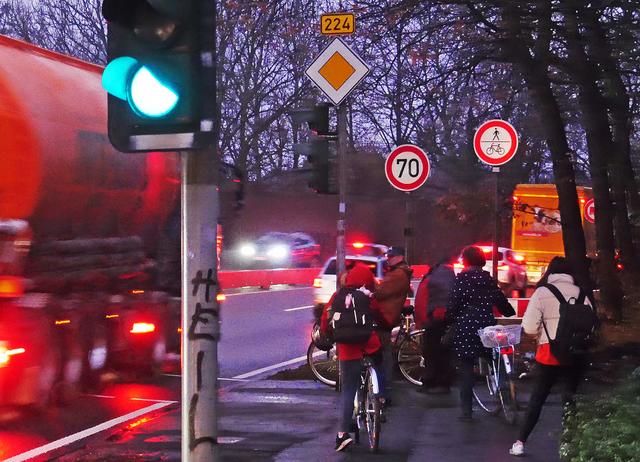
[305,139,331,193]
[101,0,215,152]
[290,103,335,194]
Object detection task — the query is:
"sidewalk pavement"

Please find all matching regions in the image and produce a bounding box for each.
[54,378,563,462]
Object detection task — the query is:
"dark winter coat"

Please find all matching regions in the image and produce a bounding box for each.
[414,263,455,329]
[446,267,515,359]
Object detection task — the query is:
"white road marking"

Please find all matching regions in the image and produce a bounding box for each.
[283,304,314,312]
[3,401,172,462]
[130,397,177,403]
[163,375,252,382]
[232,350,325,380]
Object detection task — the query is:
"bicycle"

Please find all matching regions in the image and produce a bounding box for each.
[353,355,382,452]
[472,324,521,424]
[308,306,427,387]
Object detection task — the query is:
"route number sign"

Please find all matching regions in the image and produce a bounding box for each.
[584,198,595,223]
[385,144,430,192]
[321,13,355,35]
[473,119,518,166]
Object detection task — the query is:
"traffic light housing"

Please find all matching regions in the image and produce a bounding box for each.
[305,138,331,193]
[290,103,335,194]
[101,0,215,152]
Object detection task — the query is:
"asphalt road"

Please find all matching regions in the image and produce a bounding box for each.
[0,286,317,461]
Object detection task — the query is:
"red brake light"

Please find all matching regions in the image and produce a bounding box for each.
[498,265,509,271]
[313,278,323,288]
[130,322,156,334]
[216,293,226,302]
[352,242,365,249]
[0,276,24,298]
[500,346,514,355]
[0,343,26,366]
[479,246,492,254]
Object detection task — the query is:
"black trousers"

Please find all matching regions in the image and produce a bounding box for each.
[458,358,475,415]
[421,319,451,387]
[519,362,582,442]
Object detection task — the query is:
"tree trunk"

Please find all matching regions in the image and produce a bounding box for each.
[579,5,640,270]
[501,3,592,292]
[564,7,624,319]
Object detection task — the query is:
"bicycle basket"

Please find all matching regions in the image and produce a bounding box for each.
[311,322,334,351]
[477,324,522,348]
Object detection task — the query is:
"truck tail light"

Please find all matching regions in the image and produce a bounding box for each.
[130,322,156,334]
[0,342,26,367]
[0,276,24,298]
[313,278,323,288]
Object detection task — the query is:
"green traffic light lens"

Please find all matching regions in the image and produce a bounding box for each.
[128,66,179,118]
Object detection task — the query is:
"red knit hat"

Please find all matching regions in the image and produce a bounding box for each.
[345,262,375,290]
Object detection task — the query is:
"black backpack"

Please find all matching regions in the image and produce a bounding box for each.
[330,287,375,344]
[541,283,598,364]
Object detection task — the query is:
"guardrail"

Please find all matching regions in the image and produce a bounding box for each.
[219,268,320,289]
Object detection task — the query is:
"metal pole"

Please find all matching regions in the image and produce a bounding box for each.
[492,167,500,280]
[336,103,348,283]
[404,193,414,264]
[181,149,220,462]
[335,102,348,393]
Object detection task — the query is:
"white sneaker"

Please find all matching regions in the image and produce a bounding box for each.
[509,440,524,456]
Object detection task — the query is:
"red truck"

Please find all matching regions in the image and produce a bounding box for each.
[0,36,181,408]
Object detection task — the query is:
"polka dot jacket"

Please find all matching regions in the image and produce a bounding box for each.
[446,267,516,359]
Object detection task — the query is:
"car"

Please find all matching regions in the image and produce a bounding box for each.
[313,242,389,308]
[236,232,320,268]
[453,245,528,297]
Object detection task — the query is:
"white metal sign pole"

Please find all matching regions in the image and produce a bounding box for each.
[336,103,347,289]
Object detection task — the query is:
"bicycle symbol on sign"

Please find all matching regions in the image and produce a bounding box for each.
[486,143,505,156]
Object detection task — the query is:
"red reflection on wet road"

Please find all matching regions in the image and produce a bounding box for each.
[0,432,47,461]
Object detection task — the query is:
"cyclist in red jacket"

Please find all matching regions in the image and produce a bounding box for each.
[320,263,384,452]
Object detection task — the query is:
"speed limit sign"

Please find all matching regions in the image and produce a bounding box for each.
[385,144,430,192]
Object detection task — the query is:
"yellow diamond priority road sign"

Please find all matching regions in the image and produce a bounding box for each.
[306,38,370,106]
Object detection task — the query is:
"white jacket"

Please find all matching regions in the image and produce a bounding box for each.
[521,273,593,344]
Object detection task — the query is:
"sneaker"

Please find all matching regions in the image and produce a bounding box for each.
[509,440,524,456]
[335,433,353,452]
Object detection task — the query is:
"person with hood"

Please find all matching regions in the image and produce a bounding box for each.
[320,262,383,452]
[447,245,515,420]
[374,246,413,404]
[414,257,456,393]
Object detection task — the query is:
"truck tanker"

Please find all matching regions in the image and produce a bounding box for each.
[0,35,181,408]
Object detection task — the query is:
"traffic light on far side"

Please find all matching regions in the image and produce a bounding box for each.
[294,138,332,194]
[101,0,215,152]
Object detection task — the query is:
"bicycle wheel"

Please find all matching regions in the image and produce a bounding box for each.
[397,329,426,386]
[498,377,518,423]
[306,341,337,387]
[365,369,381,452]
[472,356,501,414]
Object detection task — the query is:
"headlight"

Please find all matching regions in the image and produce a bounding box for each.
[267,244,289,260]
[239,244,256,257]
